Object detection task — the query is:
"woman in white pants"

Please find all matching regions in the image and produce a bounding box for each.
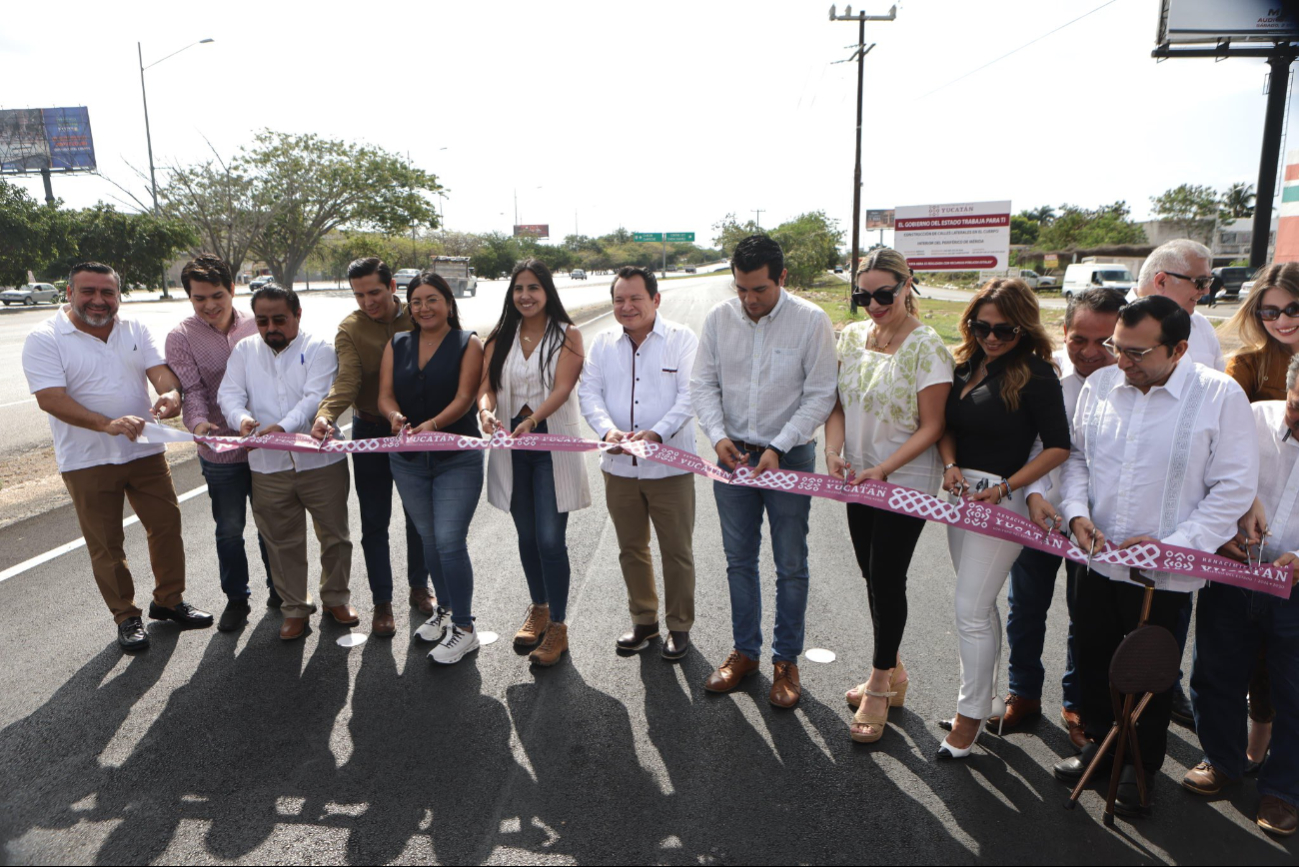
[936,278,1071,759]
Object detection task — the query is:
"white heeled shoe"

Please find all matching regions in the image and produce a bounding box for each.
[937,717,981,759]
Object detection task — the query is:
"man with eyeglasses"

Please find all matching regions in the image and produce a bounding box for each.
[990,288,1124,747]
[1045,295,1256,818]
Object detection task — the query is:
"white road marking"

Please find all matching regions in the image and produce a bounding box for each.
[0,398,36,408]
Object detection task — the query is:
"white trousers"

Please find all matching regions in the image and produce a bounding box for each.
[945,467,1028,719]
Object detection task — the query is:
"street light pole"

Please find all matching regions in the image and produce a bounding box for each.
[829,5,896,312]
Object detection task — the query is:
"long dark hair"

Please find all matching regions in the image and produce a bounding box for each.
[486,258,574,392]
[954,278,1055,412]
[406,272,462,332]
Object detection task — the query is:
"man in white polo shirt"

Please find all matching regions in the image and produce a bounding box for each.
[1131,238,1224,372]
[580,265,699,659]
[22,262,213,651]
[218,283,355,640]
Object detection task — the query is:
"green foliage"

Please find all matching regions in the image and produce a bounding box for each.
[1020,205,1056,226]
[49,204,198,291]
[1010,214,1040,246]
[769,211,844,289]
[711,213,762,258]
[1220,182,1256,221]
[1037,201,1146,249]
[0,180,63,287]
[1150,184,1218,241]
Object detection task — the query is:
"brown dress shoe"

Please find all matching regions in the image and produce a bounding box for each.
[514,604,550,648]
[662,631,690,661]
[704,650,759,693]
[325,604,360,626]
[409,587,434,616]
[280,617,308,641]
[371,603,396,637]
[770,661,802,708]
[529,622,568,666]
[986,694,1041,733]
[1258,794,1298,837]
[1182,761,1237,795]
[616,622,660,652]
[1060,707,1089,751]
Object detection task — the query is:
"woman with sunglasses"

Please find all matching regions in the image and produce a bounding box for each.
[935,278,1071,759]
[1218,262,1299,775]
[824,248,954,744]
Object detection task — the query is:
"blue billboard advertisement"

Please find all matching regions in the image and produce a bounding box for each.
[0,107,97,174]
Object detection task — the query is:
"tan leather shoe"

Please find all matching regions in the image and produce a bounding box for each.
[986,694,1041,733]
[770,661,802,708]
[280,616,308,641]
[514,604,550,648]
[529,621,568,666]
[1061,707,1089,751]
[325,604,360,626]
[409,586,434,616]
[1182,761,1237,795]
[1258,794,1297,837]
[372,603,396,637]
[704,650,759,693]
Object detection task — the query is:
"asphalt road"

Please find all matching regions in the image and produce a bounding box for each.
[0,274,1293,865]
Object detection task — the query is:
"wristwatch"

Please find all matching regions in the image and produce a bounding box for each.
[765,445,786,460]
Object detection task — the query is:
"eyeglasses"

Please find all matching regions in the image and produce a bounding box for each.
[1258,302,1299,321]
[851,281,903,308]
[1102,338,1169,362]
[968,319,1021,341]
[1161,271,1214,292]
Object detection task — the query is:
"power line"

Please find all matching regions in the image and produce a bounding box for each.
[919,0,1123,99]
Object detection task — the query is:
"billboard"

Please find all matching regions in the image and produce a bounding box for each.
[1156,0,1299,45]
[894,200,1011,271]
[0,107,96,174]
[513,224,549,239]
[865,209,895,230]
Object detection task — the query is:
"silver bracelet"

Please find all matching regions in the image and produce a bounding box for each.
[943,462,958,471]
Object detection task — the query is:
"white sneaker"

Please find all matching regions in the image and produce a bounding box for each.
[429,624,479,664]
[415,607,451,643]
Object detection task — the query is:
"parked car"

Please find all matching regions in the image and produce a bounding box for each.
[1012,268,1057,290]
[1211,266,1252,299]
[571,269,587,280]
[1061,263,1136,298]
[685,266,697,273]
[834,264,844,274]
[1,283,60,306]
[393,268,421,289]
[249,275,274,292]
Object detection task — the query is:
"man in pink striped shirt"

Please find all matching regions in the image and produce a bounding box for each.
[165,255,275,631]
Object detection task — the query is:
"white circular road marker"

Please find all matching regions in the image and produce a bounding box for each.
[805,648,837,663]
[337,633,368,648]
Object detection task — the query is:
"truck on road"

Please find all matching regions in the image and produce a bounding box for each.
[430,257,477,297]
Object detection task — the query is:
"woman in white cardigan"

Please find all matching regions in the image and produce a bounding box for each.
[478,259,590,666]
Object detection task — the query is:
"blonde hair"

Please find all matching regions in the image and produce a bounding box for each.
[1225,262,1299,394]
[954,278,1056,412]
[856,247,918,314]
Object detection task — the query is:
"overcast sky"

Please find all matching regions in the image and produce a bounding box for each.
[2,0,1294,247]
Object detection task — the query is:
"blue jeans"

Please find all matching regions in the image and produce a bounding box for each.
[351,417,430,605]
[389,449,483,628]
[1192,581,1299,806]
[199,457,273,600]
[509,416,571,623]
[1006,548,1081,709]
[712,441,815,665]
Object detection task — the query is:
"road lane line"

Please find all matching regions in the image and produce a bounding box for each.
[0,398,36,408]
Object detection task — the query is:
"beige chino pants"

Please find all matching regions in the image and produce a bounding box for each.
[603,471,696,632]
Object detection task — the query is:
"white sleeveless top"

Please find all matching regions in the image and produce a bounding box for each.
[487,323,591,514]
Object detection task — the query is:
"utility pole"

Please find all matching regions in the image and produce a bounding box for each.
[829,4,896,312]
[752,208,764,230]
[1252,52,1296,269]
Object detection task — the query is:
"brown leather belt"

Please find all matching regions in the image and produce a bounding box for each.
[353,409,387,426]
[730,439,771,453]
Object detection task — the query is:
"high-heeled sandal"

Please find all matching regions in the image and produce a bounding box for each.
[850,687,897,743]
[846,661,909,709]
[937,717,981,759]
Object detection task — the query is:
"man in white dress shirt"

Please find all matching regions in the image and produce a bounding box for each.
[690,234,838,708]
[1050,295,1257,817]
[218,284,356,640]
[1180,357,1299,837]
[580,266,699,659]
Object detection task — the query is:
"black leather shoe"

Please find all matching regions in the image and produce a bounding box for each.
[217,598,251,632]
[1170,686,1195,730]
[118,617,149,651]
[267,589,283,609]
[662,630,690,660]
[616,622,660,652]
[1053,743,1111,784]
[1114,765,1152,818]
[148,601,215,629]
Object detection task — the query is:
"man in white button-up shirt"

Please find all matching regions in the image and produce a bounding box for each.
[1052,295,1257,817]
[580,266,699,659]
[1181,358,1299,836]
[218,285,355,640]
[1130,238,1225,372]
[690,234,838,708]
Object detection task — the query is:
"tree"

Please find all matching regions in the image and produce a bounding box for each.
[1150,184,1219,242]
[245,131,442,288]
[1010,214,1040,246]
[1021,205,1056,226]
[0,179,63,286]
[1037,201,1147,249]
[711,213,762,259]
[770,211,843,289]
[1220,182,1256,221]
[50,203,198,291]
[470,232,517,280]
[429,230,482,258]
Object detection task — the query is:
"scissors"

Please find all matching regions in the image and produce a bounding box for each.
[1042,513,1062,542]
[1084,535,1097,573]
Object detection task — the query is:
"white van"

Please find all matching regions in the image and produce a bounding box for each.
[1061,263,1136,298]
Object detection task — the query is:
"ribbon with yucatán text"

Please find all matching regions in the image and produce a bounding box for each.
[141,423,1293,598]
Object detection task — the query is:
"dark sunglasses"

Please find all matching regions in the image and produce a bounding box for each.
[1258,302,1299,321]
[968,319,1021,341]
[851,281,903,308]
[1162,271,1214,292]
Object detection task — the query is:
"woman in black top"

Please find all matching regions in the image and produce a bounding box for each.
[378,272,485,665]
[934,277,1070,759]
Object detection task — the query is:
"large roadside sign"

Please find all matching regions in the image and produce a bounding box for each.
[665,232,695,242]
[866,209,895,230]
[1156,0,1299,45]
[894,200,1011,271]
[0,107,97,174]
[513,224,549,239]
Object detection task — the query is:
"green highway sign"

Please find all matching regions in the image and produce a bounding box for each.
[633,232,663,242]
[666,232,695,242]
